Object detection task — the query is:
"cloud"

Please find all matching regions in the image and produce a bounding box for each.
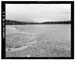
[6,4,71,22]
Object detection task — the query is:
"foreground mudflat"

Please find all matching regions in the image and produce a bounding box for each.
[6,24,71,57]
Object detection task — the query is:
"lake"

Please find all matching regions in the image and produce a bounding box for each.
[5,24,71,57]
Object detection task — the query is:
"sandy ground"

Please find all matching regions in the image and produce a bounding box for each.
[5,24,71,57]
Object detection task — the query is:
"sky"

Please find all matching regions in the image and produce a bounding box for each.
[6,4,71,22]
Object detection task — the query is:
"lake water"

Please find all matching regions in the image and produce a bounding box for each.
[6,24,71,57]
[6,24,71,41]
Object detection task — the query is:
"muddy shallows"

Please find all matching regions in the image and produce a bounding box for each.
[5,25,71,57]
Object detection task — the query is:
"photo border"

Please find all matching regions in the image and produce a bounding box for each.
[1,1,74,59]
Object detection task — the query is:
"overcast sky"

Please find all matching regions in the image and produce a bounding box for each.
[6,4,71,22]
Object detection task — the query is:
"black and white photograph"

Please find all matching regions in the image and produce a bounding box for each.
[1,1,74,59]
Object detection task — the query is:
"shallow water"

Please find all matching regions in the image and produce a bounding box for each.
[6,24,70,33]
[6,24,71,57]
